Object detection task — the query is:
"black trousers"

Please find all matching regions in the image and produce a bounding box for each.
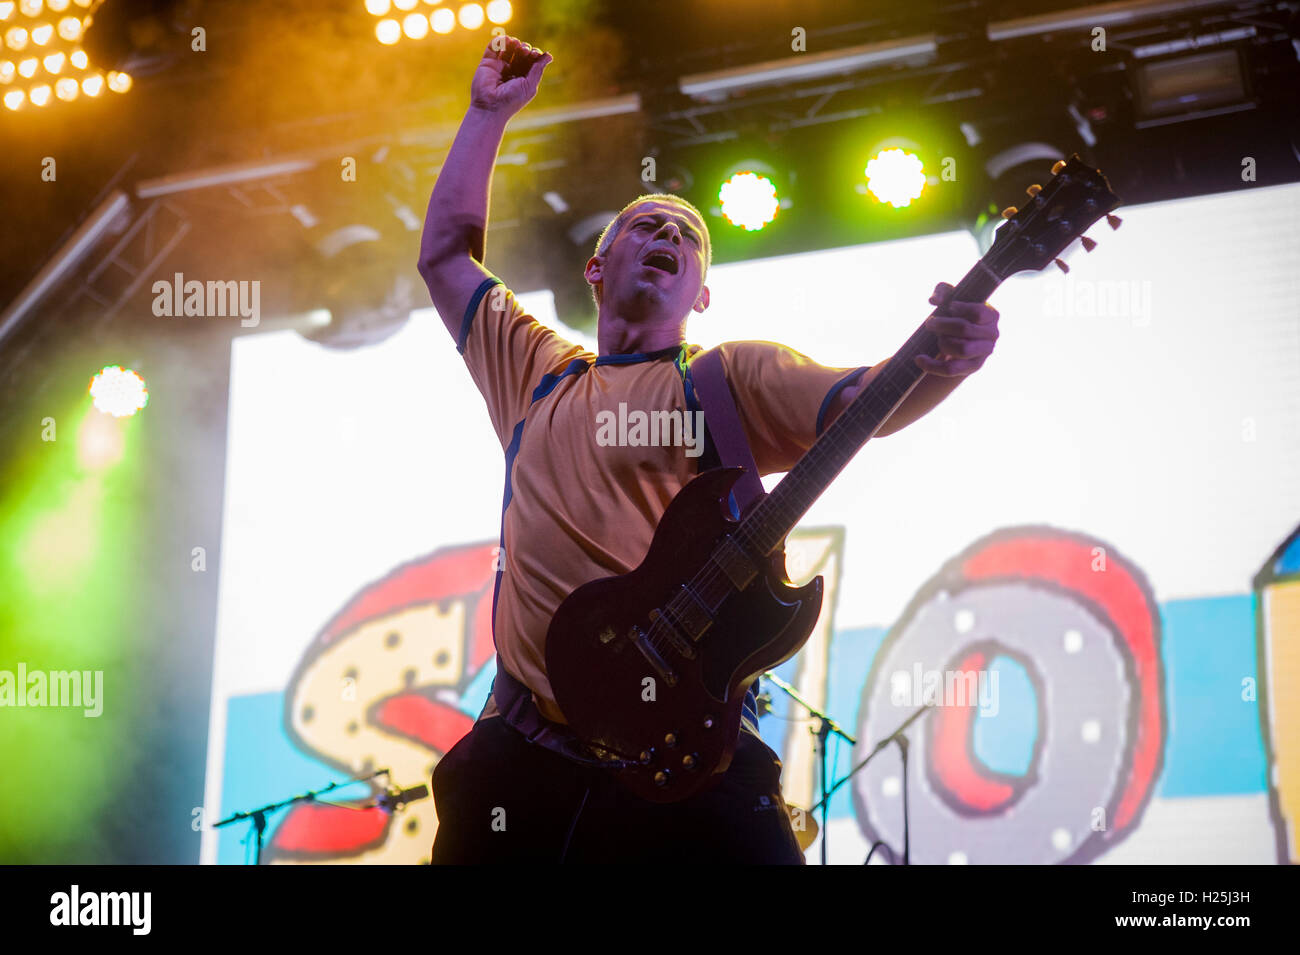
[429,716,806,864]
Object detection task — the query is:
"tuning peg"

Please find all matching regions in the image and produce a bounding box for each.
[1080,236,1097,252]
[1052,160,1067,174]
[1001,205,1018,219]
[1105,213,1122,230]
[1054,258,1069,273]
[1026,184,1042,198]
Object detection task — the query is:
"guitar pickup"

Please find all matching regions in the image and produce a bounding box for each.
[712,535,758,590]
[649,608,697,659]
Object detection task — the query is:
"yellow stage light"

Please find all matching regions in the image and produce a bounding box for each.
[458,3,483,29]
[42,49,61,72]
[375,17,400,43]
[56,14,78,39]
[430,8,454,32]
[402,11,427,38]
[69,47,84,68]
[3,86,22,107]
[485,0,510,24]
[0,58,12,82]
[718,172,780,231]
[106,69,129,92]
[0,2,14,21]
[19,0,41,16]
[54,74,74,98]
[80,71,99,94]
[47,0,68,11]
[17,54,35,75]
[364,0,389,14]
[393,0,417,10]
[31,22,53,45]
[6,25,27,49]
[29,80,50,104]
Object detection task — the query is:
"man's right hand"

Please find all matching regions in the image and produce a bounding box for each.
[470,36,553,117]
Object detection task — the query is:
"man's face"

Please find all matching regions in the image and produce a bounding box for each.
[586,201,710,322]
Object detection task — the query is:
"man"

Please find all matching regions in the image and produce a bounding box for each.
[418,36,999,864]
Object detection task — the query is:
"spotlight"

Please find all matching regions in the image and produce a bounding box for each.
[430,8,454,32]
[89,365,148,418]
[485,0,511,24]
[401,11,427,39]
[863,148,926,209]
[375,17,400,44]
[718,171,779,232]
[458,3,484,30]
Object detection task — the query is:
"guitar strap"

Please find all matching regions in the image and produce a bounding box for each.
[489,345,763,769]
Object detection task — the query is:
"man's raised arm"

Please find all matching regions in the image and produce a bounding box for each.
[417,36,552,342]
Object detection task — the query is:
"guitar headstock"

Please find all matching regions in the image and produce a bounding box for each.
[985,155,1122,279]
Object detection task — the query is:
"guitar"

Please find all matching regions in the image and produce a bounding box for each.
[544,155,1122,802]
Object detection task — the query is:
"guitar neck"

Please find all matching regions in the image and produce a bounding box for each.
[734,263,1004,557]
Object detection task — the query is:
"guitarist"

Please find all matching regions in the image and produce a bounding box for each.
[418,36,1000,863]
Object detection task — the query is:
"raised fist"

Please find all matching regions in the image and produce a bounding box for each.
[470,35,553,116]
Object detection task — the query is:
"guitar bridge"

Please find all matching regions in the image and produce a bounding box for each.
[630,625,678,687]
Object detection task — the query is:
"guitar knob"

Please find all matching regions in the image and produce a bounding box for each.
[653,770,671,787]
[1052,159,1067,174]
[682,754,698,770]
[1000,206,1018,219]
[1080,236,1097,252]
[1025,184,1042,197]
[1054,258,1069,273]
[664,732,678,747]
[1106,213,1123,230]
[702,715,714,729]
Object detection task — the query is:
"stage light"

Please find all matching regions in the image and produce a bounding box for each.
[17,53,33,74]
[402,11,427,38]
[364,0,389,14]
[0,1,13,20]
[431,8,454,32]
[89,366,148,418]
[31,22,52,45]
[486,0,511,24]
[3,87,21,107]
[718,171,779,232]
[28,80,49,104]
[54,73,74,98]
[864,148,926,208]
[42,49,61,71]
[74,0,89,6]
[6,25,27,49]
[19,0,40,16]
[47,0,68,10]
[106,68,129,91]
[458,3,484,29]
[375,17,399,44]
[69,46,84,67]
[78,406,127,469]
[56,14,78,40]
[80,71,99,94]
[0,58,11,81]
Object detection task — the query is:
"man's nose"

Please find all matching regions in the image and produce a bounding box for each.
[656,223,683,242]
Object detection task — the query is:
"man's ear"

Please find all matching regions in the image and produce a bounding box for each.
[692,283,710,314]
[584,255,604,298]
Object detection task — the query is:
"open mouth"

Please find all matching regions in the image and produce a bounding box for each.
[640,251,679,275]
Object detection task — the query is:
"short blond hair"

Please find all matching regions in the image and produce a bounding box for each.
[591,193,712,307]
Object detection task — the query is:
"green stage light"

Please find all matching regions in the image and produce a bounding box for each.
[864,147,926,209]
[718,171,779,232]
[88,365,147,418]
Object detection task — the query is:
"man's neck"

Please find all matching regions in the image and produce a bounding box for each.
[596,309,685,357]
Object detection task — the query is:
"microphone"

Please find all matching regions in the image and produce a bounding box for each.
[377,784,429,813]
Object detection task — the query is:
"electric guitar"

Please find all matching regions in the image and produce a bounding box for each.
[544,155,1123,802]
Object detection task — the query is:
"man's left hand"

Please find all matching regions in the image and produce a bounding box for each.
[914,281,999,377]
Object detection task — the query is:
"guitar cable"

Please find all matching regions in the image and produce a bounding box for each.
[557,785,592,863]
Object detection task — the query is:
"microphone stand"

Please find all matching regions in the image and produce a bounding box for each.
[809,703,932,865]
[213,768,390,865]
[761,670,855,866]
